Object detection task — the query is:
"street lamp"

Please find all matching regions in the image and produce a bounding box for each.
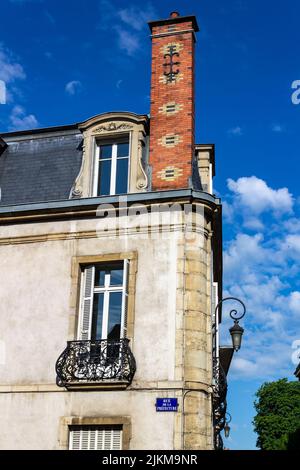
[224,413,232,438]
[212,297,246,450]
[215,297,246,352]
[229,319,244,352]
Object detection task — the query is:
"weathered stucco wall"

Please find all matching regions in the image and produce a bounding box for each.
[0,390,177,450]
[0,208,213,449]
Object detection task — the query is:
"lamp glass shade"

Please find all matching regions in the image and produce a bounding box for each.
[224,423,230,438]
[229,321,244,351]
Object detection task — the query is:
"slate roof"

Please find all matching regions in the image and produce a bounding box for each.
[0,129,83,206]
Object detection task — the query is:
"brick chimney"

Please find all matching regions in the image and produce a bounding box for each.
[148,12,199,190]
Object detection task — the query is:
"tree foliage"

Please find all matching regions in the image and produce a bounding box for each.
[253,378,300,450]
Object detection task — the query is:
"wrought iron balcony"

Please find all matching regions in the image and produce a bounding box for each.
[55,338,136,389]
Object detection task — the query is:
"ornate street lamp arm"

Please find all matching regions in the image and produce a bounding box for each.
[215,296,246,322]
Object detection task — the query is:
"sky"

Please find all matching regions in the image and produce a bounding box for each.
[1,0,300,450]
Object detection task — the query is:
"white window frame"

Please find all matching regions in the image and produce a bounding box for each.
[92,137,131,197]
[93,267,123,341]
[77,260,129,341]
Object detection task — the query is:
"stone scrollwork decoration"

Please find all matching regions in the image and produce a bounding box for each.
[70,186,83,199]
[136,131,148,190]
[69,137,86,199]
[94,122,134,133]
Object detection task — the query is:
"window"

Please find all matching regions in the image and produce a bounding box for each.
[78,260,129,342]
[55,254,137,388]
[69,425,122,450]
[59,417,131,450]
[94,139,130,196]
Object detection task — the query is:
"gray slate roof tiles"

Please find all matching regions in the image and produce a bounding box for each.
[0,132,83,206]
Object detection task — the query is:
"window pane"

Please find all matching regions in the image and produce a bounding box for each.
[94,267,105,287]
[91,293,104,340]
[107,292,122,340]
[98,159,111,196]
[117,142,129,158]
[115,158,128,195]
[109,265,123,286]
[100,144,112,159]
[94,263,123,287]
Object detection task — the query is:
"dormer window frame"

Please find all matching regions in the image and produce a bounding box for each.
[74,113,149,198]
[92,133,132,198]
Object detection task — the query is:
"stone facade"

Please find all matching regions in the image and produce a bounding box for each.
[0,196,220,449]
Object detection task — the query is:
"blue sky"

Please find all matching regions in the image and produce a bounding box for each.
[1,0,300,450]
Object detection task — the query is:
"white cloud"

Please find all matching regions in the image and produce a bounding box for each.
[242,217,264,231]
[222,200,235,223]
[231,357,258,377]
[0,80,6,104]
[222,176,300,381]
[227,176,293,216]
[282,234,300,260]
[227,126,243,136]
[283,217,300,233]
[271,123,284,133]
[289,292,300,315]
[117,4,156,31]
[65,80,82,95]
[9,105,38,131]
[0,45,38,130]
[230,336,294,380]
[97,2,156,56]
[116,29,140,56]
[0,46,26,84]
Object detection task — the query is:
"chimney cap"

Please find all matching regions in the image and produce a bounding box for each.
[148,14,199,33]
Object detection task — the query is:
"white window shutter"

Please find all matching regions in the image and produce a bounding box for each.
[212,281,218,320]
[78,266,95,340]
[111,428,122,450]
[69,428,81,450]
[121,259,129,338]
[69,427,122,450]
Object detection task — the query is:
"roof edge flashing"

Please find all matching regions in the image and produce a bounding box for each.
[0,189,221,216]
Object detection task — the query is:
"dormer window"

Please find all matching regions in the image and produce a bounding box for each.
[73,113,148,198]
[93,138,129,196]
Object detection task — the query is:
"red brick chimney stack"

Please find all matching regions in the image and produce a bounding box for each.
[148,12,199,190]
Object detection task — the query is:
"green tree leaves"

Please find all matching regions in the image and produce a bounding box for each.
[253,378,300,450]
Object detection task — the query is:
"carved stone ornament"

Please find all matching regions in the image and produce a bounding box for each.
[136,131,148,190]
[70,186,83,199]
[94,122,134,133]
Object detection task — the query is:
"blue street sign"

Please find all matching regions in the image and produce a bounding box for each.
[156,398,178,412]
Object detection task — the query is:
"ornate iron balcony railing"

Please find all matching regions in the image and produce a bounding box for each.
[55,338,136,388]
[212,358,228,450]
